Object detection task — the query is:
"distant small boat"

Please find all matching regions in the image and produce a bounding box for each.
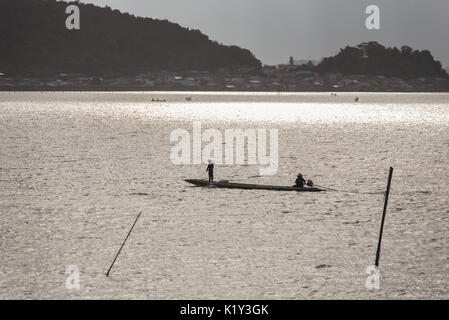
[185,179,324,192]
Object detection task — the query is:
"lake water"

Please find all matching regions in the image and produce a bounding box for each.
[0,91,448,299]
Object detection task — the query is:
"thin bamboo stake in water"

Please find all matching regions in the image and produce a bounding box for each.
[106,211,142,276]
[375,167,393,267]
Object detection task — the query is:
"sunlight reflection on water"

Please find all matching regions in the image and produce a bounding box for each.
[1,92,449,299]
[145,102,449,123]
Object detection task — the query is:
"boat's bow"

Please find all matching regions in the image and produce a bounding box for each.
[184,179,211,187]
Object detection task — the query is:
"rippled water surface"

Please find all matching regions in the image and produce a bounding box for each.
[0,92,448,299]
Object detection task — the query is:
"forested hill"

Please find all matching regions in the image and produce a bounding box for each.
[315,42,448,78]
[0,0,261,76]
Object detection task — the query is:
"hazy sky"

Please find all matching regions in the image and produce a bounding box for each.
[68,0,449,67]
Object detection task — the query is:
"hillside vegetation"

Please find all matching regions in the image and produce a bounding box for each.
[315,42,448,78]
[0,0,261,76]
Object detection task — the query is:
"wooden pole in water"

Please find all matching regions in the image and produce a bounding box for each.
[106,211,142,276]
[375,167,393,268]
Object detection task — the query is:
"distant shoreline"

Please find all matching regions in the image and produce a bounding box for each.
[1,86,448,93]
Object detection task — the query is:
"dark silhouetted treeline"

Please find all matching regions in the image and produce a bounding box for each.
[314,42,448,78]
[0,0,261,76]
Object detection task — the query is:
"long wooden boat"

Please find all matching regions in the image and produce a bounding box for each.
[184,179,324,192]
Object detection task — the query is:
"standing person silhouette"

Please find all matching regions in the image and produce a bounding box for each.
[206,160,214,181]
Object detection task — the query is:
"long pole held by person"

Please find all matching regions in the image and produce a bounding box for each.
[375,167,393,268]
[106,211,142,276]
